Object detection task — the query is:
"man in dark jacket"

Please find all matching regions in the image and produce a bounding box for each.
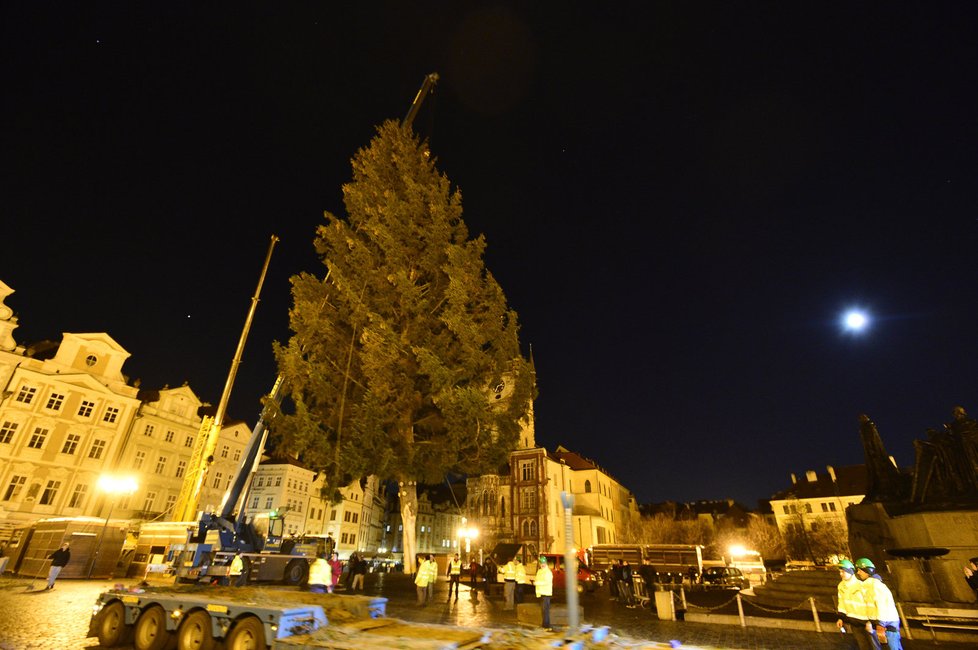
[46,542,71,589]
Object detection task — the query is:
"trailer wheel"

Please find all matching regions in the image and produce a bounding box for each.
[224,616,265,650]
[95,601,133,647]
[133,605,175,650]
[283,558,308,585]
[177,610,216,650]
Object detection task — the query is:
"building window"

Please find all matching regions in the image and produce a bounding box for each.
[155,456,167,474]
[265,497,274,509]
[221,445,229,459]
[251,497,259,509]
[143,492,157,512]
[256,477,264,487]
[584,480,592,493]
[829,502,837,512]
[213,472,223,489]
[61,433,81,455]
[68,483,88,508]
[144,424,155,437]
[805,503,813,513]
[520,487,537,512]
[46,393,65,411]
[330,509,337,520]
[3,475,27,501]
[275,477,282,486]
[233,449,241,461]
[40,480,61,505]
[530,519,538,537]
[165,495,176,515]
[349,534,356,545]
[344,511,352,522]
[520,460,536,481]
[28,427,48,449]
[89,439,106,459]
[176,460,186,478]
[103,406,119,423]
[184,435,193,448]
[78,400,95,417]
[164,430,174,443]
[16,386,36,404]
[341,533,349,544]
[0,421,18,444]
[352,512,358,523]
[501,497,506,517]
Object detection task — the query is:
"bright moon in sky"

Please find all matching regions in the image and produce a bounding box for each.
[843,310,869,332]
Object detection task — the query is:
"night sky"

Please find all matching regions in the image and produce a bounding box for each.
[4,3,978,508]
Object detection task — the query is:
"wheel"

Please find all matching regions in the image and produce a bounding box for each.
[283,559,308,585]
[177,610,216,650]
[224,616,266,650]
[95,601,133,647]
[134,605,175,650]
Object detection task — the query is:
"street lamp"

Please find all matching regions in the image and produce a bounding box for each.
[457,518,479,564]
[88,475,138,578]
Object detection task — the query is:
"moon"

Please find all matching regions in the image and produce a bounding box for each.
[843,310,869,332]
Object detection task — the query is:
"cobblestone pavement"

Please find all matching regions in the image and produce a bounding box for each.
[0,574,975,649]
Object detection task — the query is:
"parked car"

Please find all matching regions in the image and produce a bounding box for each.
[700,566,750,590]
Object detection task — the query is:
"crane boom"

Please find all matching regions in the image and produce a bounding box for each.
[403,72,439,130]
[172,234,279,523]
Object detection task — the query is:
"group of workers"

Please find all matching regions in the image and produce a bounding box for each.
[414,552,554,629]
[836,557,902,650]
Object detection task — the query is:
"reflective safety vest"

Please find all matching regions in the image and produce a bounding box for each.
[415,560,431,587]
[837,574,870,621]
[449,559,462,576]
[309,558,332,586]
[426,559,439,582]
[862,575,899,625]
[515,563,528,584]
[535,565,553,597]
[229,555,244,576]
[503,561,517,581]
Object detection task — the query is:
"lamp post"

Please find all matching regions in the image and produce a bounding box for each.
[457,518,479,565]
[88,475,138,578]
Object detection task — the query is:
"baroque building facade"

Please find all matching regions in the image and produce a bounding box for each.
[0,280,245,541]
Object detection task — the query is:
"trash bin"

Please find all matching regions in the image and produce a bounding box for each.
[654,589,675,620]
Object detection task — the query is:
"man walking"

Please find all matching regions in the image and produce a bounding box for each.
[534,555,554,630]
[856,557,902,650]
[447,553,462,601]
[46,542,70,590]
[835,559,877,650]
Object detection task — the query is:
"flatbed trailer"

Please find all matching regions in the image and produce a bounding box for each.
[88,587,331,649]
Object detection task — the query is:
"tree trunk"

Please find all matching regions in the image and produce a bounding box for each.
[400,480,419,574]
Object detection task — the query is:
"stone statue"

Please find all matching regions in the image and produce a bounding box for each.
[859,414,909,502]
[910,407,978,505]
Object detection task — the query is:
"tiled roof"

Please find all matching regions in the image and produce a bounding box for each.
[770,465,868,500]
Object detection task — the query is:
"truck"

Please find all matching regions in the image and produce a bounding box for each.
[88,587,329,650]
[589,543,707,585]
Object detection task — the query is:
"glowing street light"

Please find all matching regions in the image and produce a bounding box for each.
[88,475,138,578]
[457,518,479,562]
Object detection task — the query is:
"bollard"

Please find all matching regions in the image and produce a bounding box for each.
[810,596,821,633]
[736,592,746,627]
